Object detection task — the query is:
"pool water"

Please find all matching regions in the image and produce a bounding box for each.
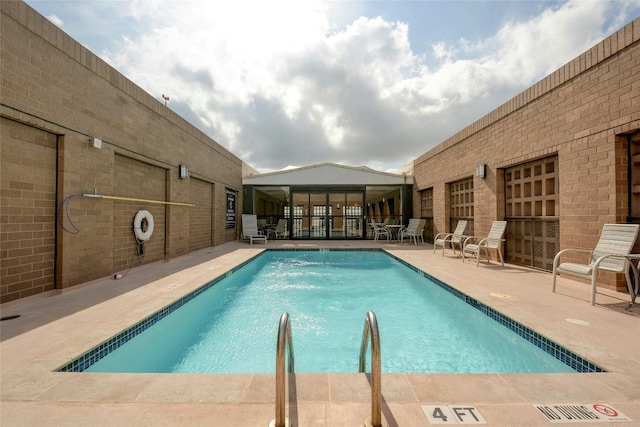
[84,250,577,374]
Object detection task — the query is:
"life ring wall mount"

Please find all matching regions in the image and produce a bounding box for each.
[133,210,154,242]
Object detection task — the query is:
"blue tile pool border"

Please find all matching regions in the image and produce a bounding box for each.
[384,251,605,373]
[57,248,604,373]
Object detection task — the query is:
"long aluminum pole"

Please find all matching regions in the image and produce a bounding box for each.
[82,193,195,207]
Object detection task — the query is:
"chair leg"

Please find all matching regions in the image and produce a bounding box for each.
[590,273,598,306]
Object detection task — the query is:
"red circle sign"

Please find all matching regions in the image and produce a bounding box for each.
[593,404,618,417]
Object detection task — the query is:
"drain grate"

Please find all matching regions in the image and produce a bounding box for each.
[0,315,21,321]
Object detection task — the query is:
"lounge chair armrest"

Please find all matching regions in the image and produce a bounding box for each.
[552,248,593,268]
[434,232,451,240]
[462,235,481,245]
[591,253,631,269]
[475,237,489,247]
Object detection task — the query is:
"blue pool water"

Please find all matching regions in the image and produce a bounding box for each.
[79,250,585,374]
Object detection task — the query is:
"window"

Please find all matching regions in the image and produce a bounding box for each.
[505,156,559,270]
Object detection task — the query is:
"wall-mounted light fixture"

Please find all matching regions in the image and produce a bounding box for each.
[179,164,189,179]
[336,203,341,209]
[476,164,487,179]
[90,137,102,149]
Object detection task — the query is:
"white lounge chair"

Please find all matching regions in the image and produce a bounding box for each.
[401,218,426,245]
[552,223,639,306]
[462,221,507,266]
[269,218,288,239]
[433,220,468,256]
[242,214,267,245]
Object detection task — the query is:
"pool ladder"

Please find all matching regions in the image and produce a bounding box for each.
[359,311,384,427]
[271,312,294,427]
[271,311,384,427]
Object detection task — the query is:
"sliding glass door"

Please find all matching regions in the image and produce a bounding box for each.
[291,190,364,239]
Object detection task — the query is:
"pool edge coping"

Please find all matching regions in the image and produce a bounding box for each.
[57,248,605,374]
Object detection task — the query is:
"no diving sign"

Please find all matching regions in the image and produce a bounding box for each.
[534,403,631,423]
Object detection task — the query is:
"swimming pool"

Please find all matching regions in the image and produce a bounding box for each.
[59,249,603,374]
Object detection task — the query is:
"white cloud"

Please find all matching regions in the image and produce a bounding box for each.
[488,0,610,83]
[98,0,635,173]
[46,14,63,27]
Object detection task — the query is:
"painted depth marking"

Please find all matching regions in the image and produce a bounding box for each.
[534,403,631,423]
[422,405,487,424]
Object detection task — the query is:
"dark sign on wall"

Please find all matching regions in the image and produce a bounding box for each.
[226,189,236,229]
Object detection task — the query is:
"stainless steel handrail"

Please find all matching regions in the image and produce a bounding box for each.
[359,311,382,427]
[274,312,294,427]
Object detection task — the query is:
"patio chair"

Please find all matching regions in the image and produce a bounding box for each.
[433,220,468,256]
[366,220,374,239]
[400,218,426,245]
[416,219,426,244]
[242,214,267,245]
[461,221,507,266]
[552,223,639,306]
[370,220,390,241]
[268,218,288,239]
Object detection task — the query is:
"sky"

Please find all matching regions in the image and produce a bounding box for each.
[26,0,640,173]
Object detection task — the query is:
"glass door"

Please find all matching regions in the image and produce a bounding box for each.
[329,192,364,238]
[291,192,309,238]
[310,193,327,238]
[291,190,364,239]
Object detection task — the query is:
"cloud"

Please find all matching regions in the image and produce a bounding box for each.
[99,0,634,173]
[45,13,64,27]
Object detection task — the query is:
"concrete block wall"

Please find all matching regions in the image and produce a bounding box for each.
[1,2,243,303]
[0,120,57,300]
[413,18,640,290]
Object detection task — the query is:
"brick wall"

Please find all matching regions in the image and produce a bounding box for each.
[413,18,640,291]
[189,177,213,251]
[111,155,167,273]
[0,119,57,302]
[1,2,243,303]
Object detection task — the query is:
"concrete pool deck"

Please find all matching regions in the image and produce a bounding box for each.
[1,240,639,426]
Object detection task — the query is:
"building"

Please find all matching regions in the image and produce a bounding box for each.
[243,163,413,239]
[411,18,640,291]
[1,1,638,303]
[1,1,243,303]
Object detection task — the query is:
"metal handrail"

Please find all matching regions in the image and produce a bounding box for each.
[359,311,382,427]
[274,312,294,427]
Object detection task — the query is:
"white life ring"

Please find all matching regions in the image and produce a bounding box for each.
[133,210,154,241]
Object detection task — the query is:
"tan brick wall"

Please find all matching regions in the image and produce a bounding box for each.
[413,18,640,291]
[189,177,213,251]
[1,2,243,302]
[111,155,167,273]
[0,119,57,303]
